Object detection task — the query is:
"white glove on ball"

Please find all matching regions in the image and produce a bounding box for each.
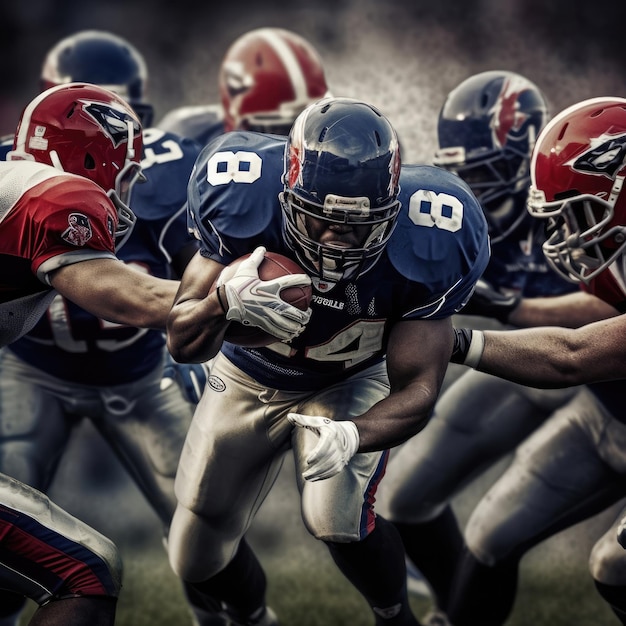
[288,412,360,481]
[220,246,312,342]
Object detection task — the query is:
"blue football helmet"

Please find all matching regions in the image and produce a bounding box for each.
[280,97,401,282]
[40,30,154,127]
[433,70,549,243]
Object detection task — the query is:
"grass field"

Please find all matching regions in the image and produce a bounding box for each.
[18,425,622,626]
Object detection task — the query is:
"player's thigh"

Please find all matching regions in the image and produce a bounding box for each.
[466,404,615,565]
[293,362,389,542]
[0,350,72,489]
[590,502,626,585]
[382,370,556,521]
[174,353,289,521]
[98,362,194,479]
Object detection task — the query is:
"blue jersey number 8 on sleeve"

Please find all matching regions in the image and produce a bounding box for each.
[206,150,263,185]
[408,189,463,233]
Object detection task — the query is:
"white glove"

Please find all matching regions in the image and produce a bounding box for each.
[219,246,312,342]
[288,412,360,481]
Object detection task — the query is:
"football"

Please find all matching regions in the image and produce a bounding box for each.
[214,251,312,347]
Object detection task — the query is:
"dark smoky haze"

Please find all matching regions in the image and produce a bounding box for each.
[2,0,626,164]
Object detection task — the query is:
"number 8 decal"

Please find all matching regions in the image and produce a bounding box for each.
[206,150,262,185]
[409,189,463,232]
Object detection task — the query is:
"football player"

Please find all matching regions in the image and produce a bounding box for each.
[446,97,626,625]
[165,97,490,625]
[156,27,330,144]
[0,82,177,625]
[0,31,215,626]
[379,71,582,619]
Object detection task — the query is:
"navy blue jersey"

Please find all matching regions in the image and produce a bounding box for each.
[6,129,202,385]
[188,132,490,391]
[484,213,578,298]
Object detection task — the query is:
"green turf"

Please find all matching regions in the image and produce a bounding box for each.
[16,527,619,626]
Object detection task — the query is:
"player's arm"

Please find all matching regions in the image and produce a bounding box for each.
[49,258,179,330]
[167,246,311,363]
[507,289,620,328]
[471,285,619,328]
[288,317,452,481]
[354,316,452,450]
[451,315,626,387]
[166,252,230,363]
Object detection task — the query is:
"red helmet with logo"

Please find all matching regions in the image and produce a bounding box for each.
[527,97,626,283]
[10,82,144,246]
[219,27,330,134]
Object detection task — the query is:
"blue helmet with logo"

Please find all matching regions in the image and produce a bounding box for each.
[434,70,548,242]
[280,97,401,281]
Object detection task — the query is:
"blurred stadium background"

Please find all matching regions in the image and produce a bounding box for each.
[3,1,626,624]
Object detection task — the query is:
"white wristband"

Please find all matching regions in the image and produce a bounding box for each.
[464,330,485,368]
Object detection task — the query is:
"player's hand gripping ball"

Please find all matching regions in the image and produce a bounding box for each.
[213,247,313,347]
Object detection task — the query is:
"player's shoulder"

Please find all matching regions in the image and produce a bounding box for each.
[0,160,99,198]
[192,130,286,184]
[156,104,224,145]
[142,126,203,156]
[388,163,489,284]
[188,132,286,242]
[202,129,286,156]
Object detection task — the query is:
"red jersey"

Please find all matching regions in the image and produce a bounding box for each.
[0,160,118,345]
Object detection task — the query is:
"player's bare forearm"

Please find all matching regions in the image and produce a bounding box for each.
[50,258,179,329]
[353,317,451,451]
[167,253,229,363]
[477,316,626,387]
[508,290,620,328]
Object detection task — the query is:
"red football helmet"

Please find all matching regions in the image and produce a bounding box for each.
[528,97,626,283]
[219,27,330,134]
[9,82,144,247]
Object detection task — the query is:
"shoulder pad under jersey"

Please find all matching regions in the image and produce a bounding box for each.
[187,131,287,261]
[156,104,225,146]
[131,128,202,221]
[388,164,490,296]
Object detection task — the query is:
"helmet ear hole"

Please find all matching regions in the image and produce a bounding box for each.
[84,153,96,170]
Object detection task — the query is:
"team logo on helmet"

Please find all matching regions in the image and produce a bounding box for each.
[81,99,140,148]
[490,76,531,148]
[566,132,626,179]
[286,107,308,189]
[62,213,93,246]
[222,61,254,99]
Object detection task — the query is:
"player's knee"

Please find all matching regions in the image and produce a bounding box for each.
[301,508,361,542]
[167,506,231,581]
[590,533,626,585]
[465,514,515,567]
[66,535,123,599]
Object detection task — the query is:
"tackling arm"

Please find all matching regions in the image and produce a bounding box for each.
[49,257,179,330]
[507,290,619,328]
[452,315,626,387]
